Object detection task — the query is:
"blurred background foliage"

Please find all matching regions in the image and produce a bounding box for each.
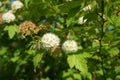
[0,0,120,80]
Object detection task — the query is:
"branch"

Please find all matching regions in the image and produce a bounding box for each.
[99,0,106,80]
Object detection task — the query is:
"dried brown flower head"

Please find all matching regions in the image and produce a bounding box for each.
[18,21,39,38]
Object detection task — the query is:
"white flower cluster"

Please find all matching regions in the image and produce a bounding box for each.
[41,33,60,49]
[11,0,23,10]
[2,0,23,23]
[62,40,78,53]
[41,33,78,53]
[2,11,15,23]
[78,16,87,25]
[83,5,91,11]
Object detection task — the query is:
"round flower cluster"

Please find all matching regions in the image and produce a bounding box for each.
[41,33,60,49]
[18,21,39,38]
[11,0,23,11]
[78,16,87,25]
[62,40,78,53]
[2,11,15,23]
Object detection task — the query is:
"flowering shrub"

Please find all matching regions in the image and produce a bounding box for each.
[0,0,120,80]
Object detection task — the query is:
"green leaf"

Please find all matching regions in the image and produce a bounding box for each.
[92,40,99,48]
[0,47,7,55]
[24,0,30,8]
[66,77,73,80]
[4,25,18,39]
[81,52,92,58]
[11,56,19,62]
[67,6,80,18]
[62,4,81,27]
[27,49,36,55]
[67,54,88,72]
[73,73,82,80]
[108,47,119,57]
[66,17,74,27]
[58,0,83,13]
[33,53,43,68]
[115,66,120,74]
[84,12,98,22]
[81,72,92,80]
[14,66,20,74]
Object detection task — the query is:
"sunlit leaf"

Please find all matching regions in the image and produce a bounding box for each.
[67,54,88,72]
[4,24,18,39]
[33,53,43,68]
[108,47,119,57]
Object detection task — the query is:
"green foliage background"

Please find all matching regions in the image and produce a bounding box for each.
[0,0,120,80]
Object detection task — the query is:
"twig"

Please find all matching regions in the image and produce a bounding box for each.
[40,65,43,80]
